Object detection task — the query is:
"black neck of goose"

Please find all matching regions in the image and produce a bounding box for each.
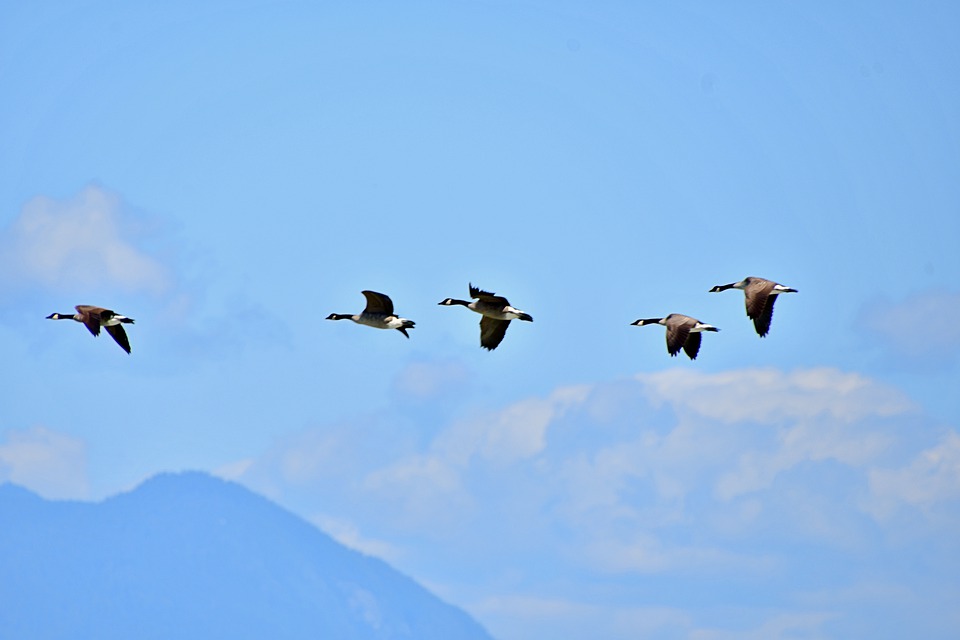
[634,318,663,326]
[327,314,352,320]
[446,299,470,307]
[49,313,77,320]
[711,284,735,292]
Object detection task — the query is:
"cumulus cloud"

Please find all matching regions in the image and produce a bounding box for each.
[636,367,913,424]
[615,368,915,506]
[236,368,940,558]
[364,453,468,522]
[866,430,960,519]
[0,185,170,294]
[714,412,898,502]
[360,385,591,525]
[473,596,693,640]
[582,534,773,575]
[432,385,591,465]
[690,612,837,640]
[230,366,958,638]
[309,513,400,560]
[0,426,89,499]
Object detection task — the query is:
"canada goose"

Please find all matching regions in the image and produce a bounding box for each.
[326,290,415,338]
[709,277,797,337]
[631,314,718,360]
[438,283,533,351]
[46,305,135,353]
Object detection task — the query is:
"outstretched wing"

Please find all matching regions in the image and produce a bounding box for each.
[682,331,702,360]
[665,323,691,357]
[75,305,102,336]
[469,284,510,307]
[753,294,777,337]
[743,279,773,320]
[104,323,132,353]
[361,291,394,315]
[479,316,510,351]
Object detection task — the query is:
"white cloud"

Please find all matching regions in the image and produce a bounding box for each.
[239,368,938,553]
[309,513,400,561]
[359,385,591,526]
[433,385,590,465]
[866,430,960,519]
[636,367,913,424]
[582,535,774,575]
[365,453,464,501]
[0,426,89,499]
[214,457,254,481]
[0,185,170,294]
[231,365,958,639]
[473,595,694,640]
[474,594,598,619]
[626,368,913,503]
[715,418,895,501]
[691,612,837,640]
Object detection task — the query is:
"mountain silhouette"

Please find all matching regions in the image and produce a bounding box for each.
[0,471,493,640]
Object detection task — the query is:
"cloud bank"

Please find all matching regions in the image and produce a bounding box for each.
[229,366,960,639]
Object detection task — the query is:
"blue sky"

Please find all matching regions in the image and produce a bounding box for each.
[2,1,959,638]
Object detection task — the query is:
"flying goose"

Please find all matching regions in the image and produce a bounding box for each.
[46,305,136,353]
[631,314,718,360]
[439,283,533,351]
[326,290,415,338]
[709,276,797,337]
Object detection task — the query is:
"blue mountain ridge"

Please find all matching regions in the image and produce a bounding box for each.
[0,471,493,640]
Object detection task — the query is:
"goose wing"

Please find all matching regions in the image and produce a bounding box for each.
[105,323,132,354]
[753,294,778,337]
[682,331,702,360]
[664,317,692,357]
[75,305,103,336]
[743,279,773,320]
[479,316,510,351]
[469,284,510,307]
[361,291,395,316]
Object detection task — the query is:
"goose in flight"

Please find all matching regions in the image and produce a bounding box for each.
[631,314,718,360]
[326,290,416,338]
[46,305,136,353]
[709,277,797,337]
[439,283,533,351]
